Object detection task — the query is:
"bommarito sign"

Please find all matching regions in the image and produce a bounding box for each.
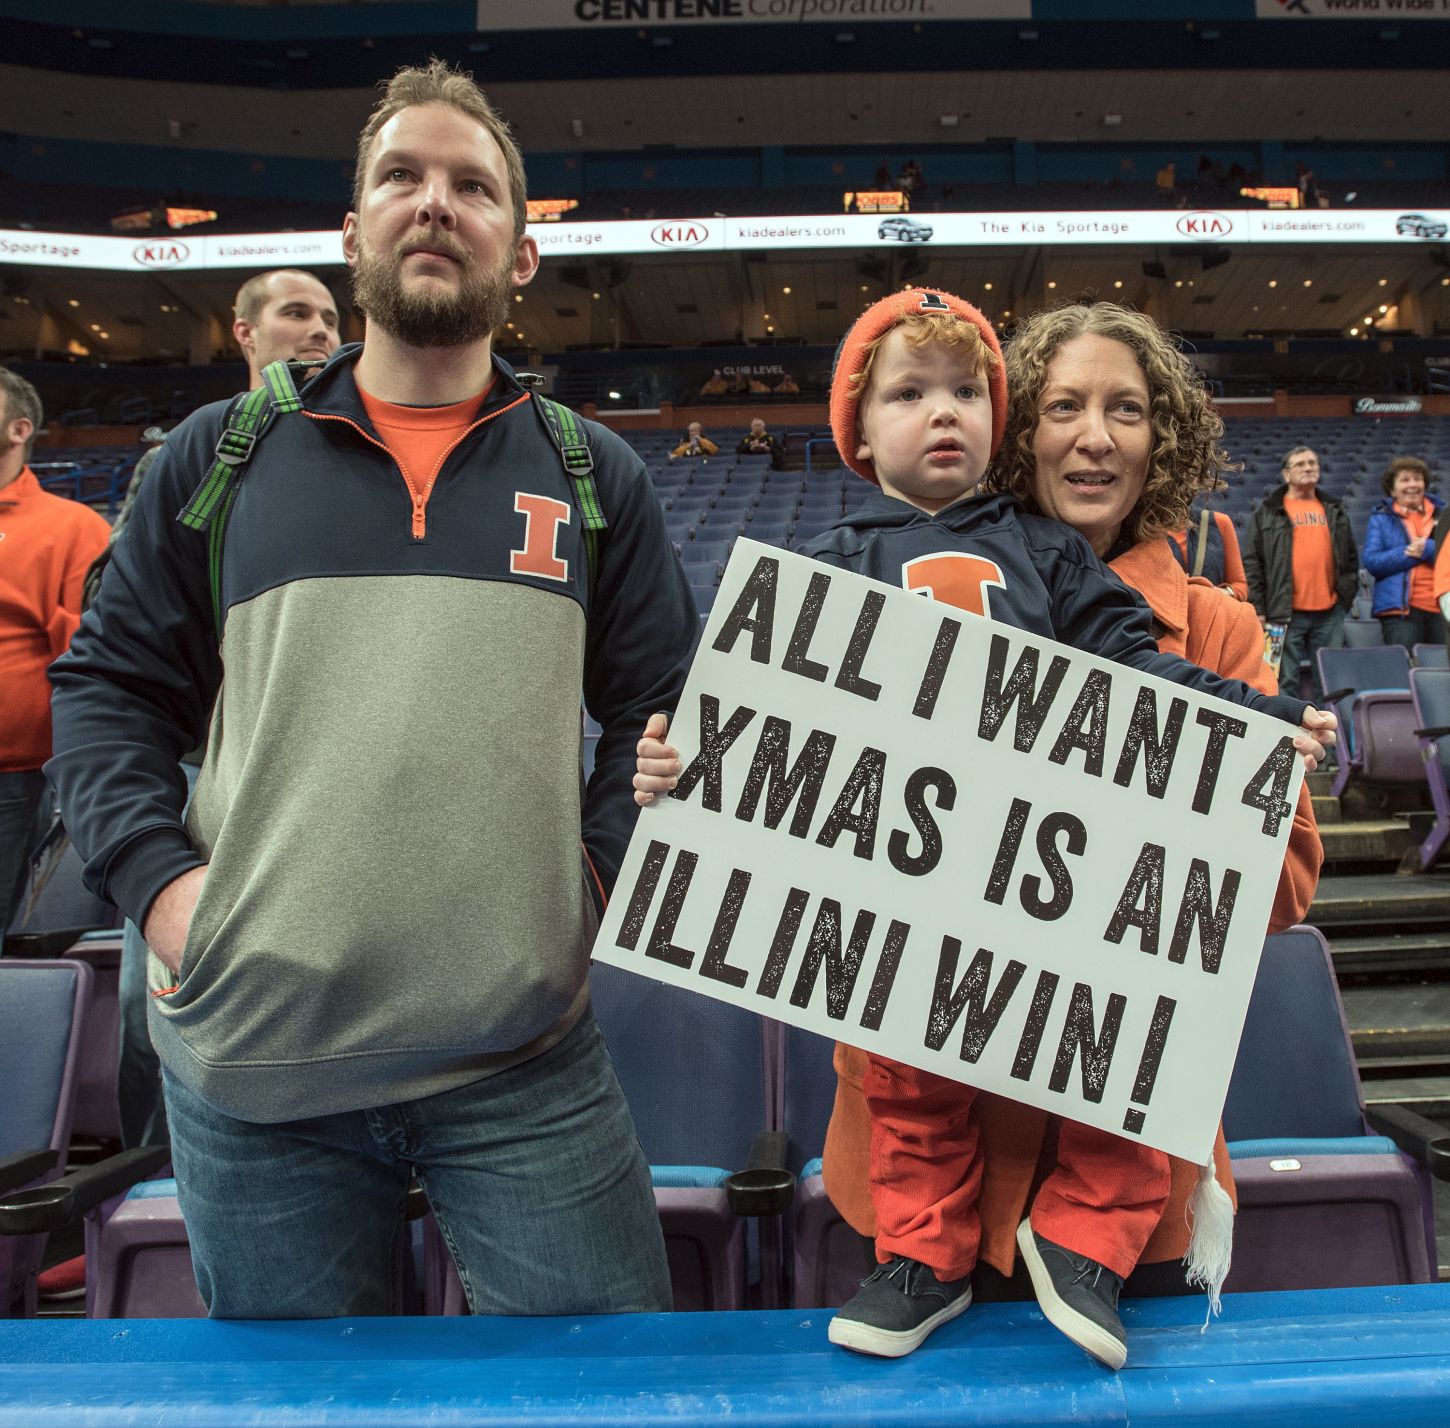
[593,542,1304,1165]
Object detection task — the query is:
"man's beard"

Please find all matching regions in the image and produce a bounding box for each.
[351,232,514,348]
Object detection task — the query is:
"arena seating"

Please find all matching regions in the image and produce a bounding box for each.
[0,960,91,1318]
[1316,646,1420,798]
[1409,668,1450,873]
[1222,926,1444,1291]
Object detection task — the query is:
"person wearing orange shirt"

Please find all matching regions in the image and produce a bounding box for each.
[1168,506,1248,602]
[1362,456,1444,652]
[0,369,110,936]
[1243,445,1359,701]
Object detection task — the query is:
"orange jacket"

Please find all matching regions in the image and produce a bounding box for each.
[0,468,111,772]
[821,537,1324,1275]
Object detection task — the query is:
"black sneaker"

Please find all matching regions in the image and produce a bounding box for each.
[828,1254,973,1357]
[1016,1220,1127,1369]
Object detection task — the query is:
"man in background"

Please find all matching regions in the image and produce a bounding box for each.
[0,370,109,939]
[1245,445,1359,701]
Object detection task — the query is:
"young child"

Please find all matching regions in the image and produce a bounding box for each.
[634,289,1332,1367]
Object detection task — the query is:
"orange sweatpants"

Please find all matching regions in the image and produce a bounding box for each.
[864,1053,1172,1281]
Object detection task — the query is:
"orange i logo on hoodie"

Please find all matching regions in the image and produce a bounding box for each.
[901,551,1006,617]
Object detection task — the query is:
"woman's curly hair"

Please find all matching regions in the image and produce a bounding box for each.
[982,303,1235,544]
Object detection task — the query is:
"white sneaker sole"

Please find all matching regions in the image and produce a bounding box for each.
[1016,1220,1127,1370]
[827,1284,973,1358]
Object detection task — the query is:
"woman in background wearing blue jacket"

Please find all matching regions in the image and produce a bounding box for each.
[1362,455,1444,651]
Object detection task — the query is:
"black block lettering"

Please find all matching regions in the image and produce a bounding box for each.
[978,634,1071,753]
[1103,842,1166,955]
[1047,669,1112,777]
[1048,983,1127,1103]
[887,767,956,877]
[1113,688,1188,799]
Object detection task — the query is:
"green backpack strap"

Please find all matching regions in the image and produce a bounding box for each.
[532,392,608,599]
[176,359,306,638]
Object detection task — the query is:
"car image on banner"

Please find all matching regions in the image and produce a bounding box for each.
[1396,214,1449,241]
[878,216,934,243]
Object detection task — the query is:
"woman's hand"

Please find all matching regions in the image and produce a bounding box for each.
[1292,706,1338,772]
[634,712,682,806]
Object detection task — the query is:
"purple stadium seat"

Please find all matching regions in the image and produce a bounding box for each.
[89,1181,206,1319]
[1222,926,1444,1292]
[1409,667,1450,871]
[1316,645,1420,798]
[0,960,91,1317]
[1343,618,1386,648]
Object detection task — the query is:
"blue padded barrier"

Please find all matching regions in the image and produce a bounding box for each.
[1228,1136,1402,1160]
[1,1286,1448,1426]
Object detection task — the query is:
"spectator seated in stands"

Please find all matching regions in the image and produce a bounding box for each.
[669,421,719,461]
[747,375,771,395]
[698,369,729,398]
[736,418,782,469]
[774,372,801,396]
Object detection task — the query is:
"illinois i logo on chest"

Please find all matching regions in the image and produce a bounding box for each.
[510,492,573,583]
[902,551,1006,617]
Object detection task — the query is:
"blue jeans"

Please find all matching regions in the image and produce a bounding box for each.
[1281,606,1347,703]
[162,1008,670,1318]
[117,762,198,1149]
[0,769,50,938]
[1379,609,1447,654]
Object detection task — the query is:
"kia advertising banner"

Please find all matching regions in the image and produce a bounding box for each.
[2,208,1446,272]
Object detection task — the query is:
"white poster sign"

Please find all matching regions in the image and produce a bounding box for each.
[593,542,1304,1164]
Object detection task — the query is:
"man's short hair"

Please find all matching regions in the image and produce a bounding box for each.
[0,368,42,462]
[234,269,328,325]
[1281,445,1316,471]
[353,59,528,241]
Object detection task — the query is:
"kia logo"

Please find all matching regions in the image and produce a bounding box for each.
[650,222,709,249]
[132,241,192,268]
[1175,212,1233,239]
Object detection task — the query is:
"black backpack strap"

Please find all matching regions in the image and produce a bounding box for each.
[530,391,608,600]
[176,359,305,638]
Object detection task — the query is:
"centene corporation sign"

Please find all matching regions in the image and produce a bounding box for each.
[2,207,1446,272]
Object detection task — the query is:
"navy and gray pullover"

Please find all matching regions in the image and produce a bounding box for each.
[47,345,698,1122]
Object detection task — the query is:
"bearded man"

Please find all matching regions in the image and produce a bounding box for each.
[47,61,695,1319]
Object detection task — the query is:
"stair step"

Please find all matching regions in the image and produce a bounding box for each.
[1311,794,1343,825]
[1309,871,1450,927]
[1319,819,1414,862]
[1360,1075,1450,1110]
[1327,930,1450,976]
